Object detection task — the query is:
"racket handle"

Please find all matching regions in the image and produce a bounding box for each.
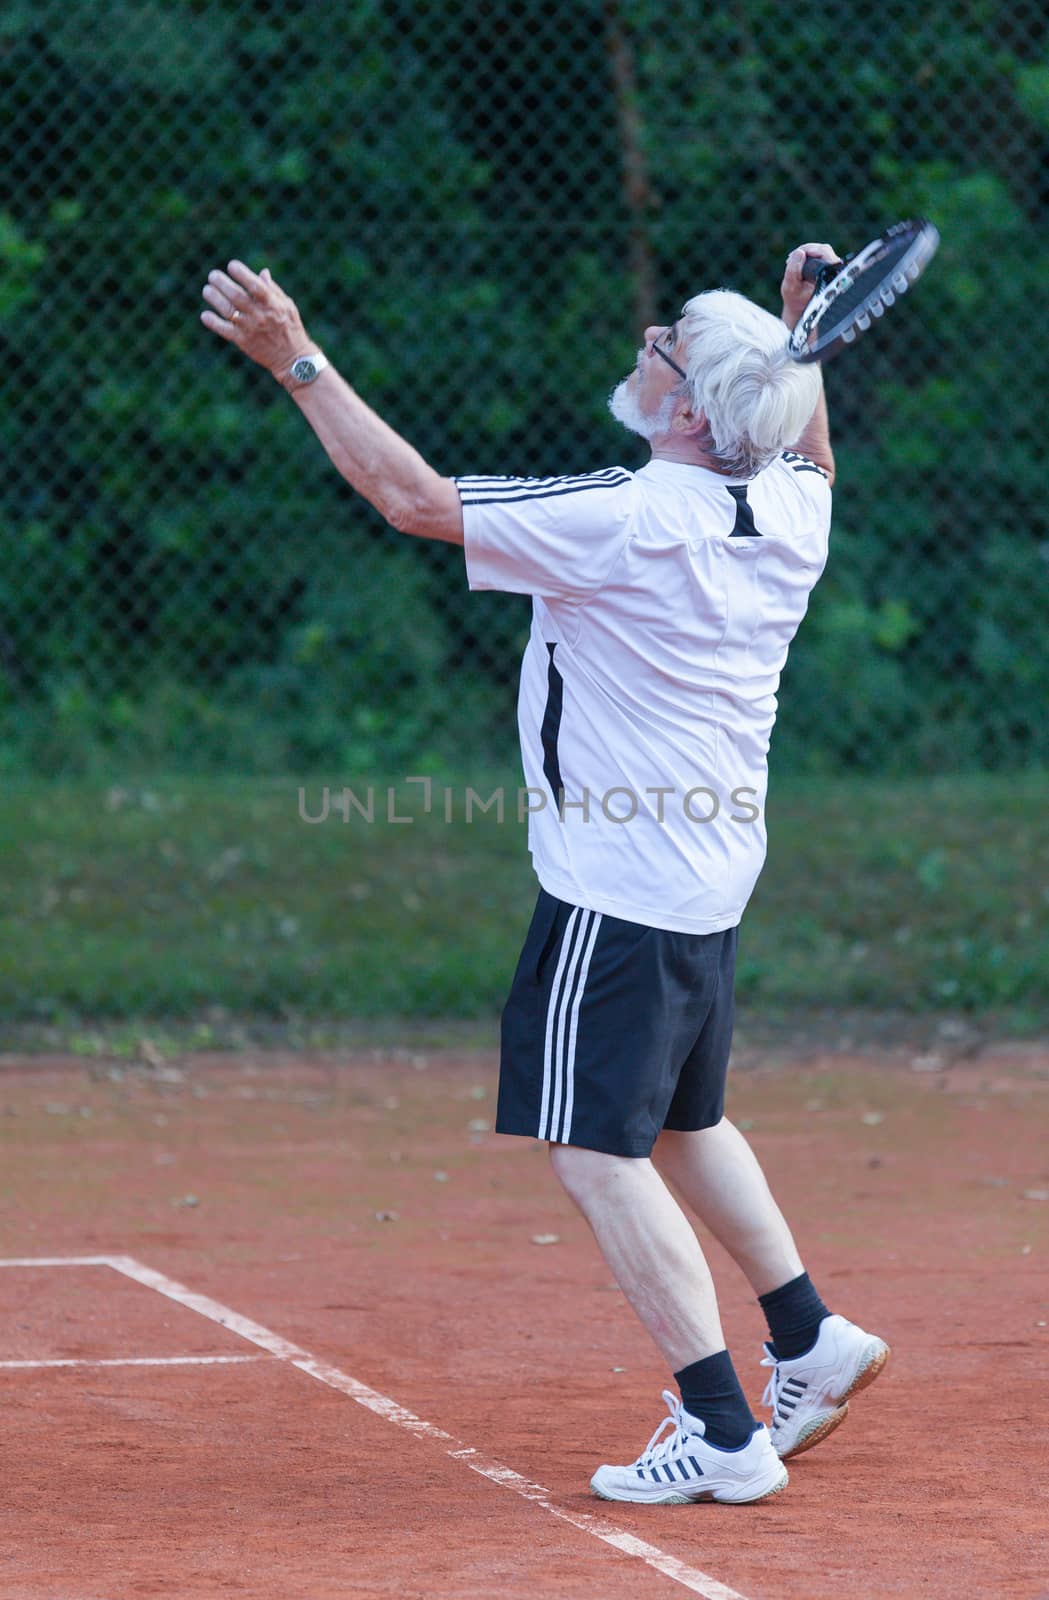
[801,255,843,290]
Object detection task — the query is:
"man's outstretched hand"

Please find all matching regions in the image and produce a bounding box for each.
[200,260,314,380]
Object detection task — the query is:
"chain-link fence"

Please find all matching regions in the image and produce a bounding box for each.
[3,0,1047,779]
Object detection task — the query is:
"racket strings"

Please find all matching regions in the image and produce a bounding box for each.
[825,240,923,326]
[789,220,939,362]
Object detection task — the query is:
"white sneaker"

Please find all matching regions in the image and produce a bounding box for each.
[590,1389,788,1505]
[760,1314,890,1460]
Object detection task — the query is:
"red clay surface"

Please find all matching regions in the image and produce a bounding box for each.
[1,1041,1047,1600]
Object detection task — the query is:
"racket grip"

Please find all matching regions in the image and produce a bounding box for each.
[801,256,842,289]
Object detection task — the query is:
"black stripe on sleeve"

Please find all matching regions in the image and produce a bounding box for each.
[456,466,628,493]
[460,472,632,507]
[779,450,828,479]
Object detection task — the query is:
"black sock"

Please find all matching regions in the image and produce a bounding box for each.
[674,1349,756,1450]
[758,1271,831,1360]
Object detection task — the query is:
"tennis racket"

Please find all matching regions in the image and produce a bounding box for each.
[787,219,940,364]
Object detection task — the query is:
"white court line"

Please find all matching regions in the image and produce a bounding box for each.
[0,1355,267,1369]
[0,1256,750,1600]
[0,1256,120,1267]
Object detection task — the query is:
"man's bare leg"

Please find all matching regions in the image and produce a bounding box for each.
[549,1139,790,1504]
[653,1118,889,1462]
[653,1119,804,1296]
[548,1142,725,1369]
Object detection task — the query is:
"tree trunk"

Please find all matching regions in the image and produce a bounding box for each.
[603,2,659,331]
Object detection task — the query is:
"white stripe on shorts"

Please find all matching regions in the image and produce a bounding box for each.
[539,907,581,1140]
[539,906,602,1142]
[559,911,602,1143]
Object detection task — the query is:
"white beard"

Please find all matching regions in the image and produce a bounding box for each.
[607,376,678,442]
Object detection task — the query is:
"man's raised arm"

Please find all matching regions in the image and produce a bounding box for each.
[779,243,837,487]
[200,260,464,545]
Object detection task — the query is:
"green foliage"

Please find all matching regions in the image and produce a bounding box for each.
[0,0,1046,776]
[0,772,1043,1028]
[0,212,46,322]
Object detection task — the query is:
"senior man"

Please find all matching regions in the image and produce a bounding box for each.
[201,244,888,1505]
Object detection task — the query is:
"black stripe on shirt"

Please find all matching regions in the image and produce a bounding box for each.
[727,484,762,537]
[540,642,564,808]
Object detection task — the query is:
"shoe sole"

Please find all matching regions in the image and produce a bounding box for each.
[779,1340,891,1462]
[591,1466,789,1507]
[779,1402,849,1461]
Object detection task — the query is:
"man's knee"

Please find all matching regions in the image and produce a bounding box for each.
[548,1140,646,1201]
[652,1121,729,1181]
[655,1120,725,1155]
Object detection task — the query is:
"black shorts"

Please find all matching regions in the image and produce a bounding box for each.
[497,890,738,1158]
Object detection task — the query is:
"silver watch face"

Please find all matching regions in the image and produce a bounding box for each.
[291,356,318,384]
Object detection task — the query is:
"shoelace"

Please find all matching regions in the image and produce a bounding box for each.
[631,1389,705,1469]
[760,1353,780,1414]
[760,1353,808,1426]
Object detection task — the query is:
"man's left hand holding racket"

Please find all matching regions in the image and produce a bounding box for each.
[779,242,842,335]
[777,242,842,484]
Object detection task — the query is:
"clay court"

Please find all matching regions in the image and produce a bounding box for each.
[2,1039,1046,1600]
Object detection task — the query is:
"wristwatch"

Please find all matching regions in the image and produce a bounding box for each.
[281,351,329,392]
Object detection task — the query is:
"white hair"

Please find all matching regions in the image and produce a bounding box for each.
[677,290,822,478]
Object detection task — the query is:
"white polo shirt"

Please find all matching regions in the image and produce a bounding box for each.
[457,453,831,934]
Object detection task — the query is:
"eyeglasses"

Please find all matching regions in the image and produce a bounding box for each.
[650,326,688,382]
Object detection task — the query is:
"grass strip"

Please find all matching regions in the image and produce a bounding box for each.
[0,771,1044,1039]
